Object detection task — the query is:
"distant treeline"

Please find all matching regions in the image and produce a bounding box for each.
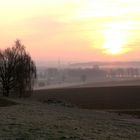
[38,67,140,79]
[36,67,140,87]
[106,68,140,78]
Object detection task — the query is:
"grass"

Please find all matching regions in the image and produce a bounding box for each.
[0,98,18,107]
[113,110,140,118]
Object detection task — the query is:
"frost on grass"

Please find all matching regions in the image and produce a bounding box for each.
[0,99,139,140]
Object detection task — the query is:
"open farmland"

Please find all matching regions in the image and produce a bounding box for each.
[0,86,140,139]
[33,86,140,110]
[33,86,140,118]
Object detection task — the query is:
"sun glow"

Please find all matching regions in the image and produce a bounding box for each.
[75,1,136,56]
[101,21,133,55]
[103,31,125,55]
[0,0,139,61]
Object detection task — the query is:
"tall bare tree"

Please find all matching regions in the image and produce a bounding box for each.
[0,40,36,97]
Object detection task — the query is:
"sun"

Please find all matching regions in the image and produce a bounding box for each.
[103,33,125,55]
[103,31,124,55]
[104,47,123,55]
[102,23,129,55]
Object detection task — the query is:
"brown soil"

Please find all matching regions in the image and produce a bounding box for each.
[33,86,140,110]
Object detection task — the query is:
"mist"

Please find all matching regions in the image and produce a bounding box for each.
[35,60,140,90]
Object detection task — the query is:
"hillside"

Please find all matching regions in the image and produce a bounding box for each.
[0,98,139,139]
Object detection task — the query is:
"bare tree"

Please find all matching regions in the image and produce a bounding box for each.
[0,40,36,97]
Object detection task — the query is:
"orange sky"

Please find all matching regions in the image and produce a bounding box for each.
[0,0,140,63]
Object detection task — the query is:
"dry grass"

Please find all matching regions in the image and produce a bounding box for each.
[0,98,139,140]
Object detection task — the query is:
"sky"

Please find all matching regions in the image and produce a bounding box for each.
[0,0,140,64]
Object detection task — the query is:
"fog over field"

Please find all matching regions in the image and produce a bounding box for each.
[35,61,140,90]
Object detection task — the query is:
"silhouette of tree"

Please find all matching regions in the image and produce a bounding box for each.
[0,40,36,97]
[80,74,87,82]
